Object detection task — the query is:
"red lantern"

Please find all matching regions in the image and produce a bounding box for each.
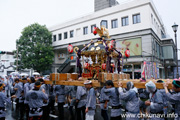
[84,63,90,69]
[109,40,115,50]
[93,27,97,35]
[102,63,106,70]
[68,44,73,53]
[125,49,130,58]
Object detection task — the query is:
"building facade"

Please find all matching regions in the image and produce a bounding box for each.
[94,0,118,12]
[0,52,32,76]
[49,0,176,79]
[0,52,16,76]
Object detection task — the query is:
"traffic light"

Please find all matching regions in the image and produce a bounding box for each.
[0,51,6,54]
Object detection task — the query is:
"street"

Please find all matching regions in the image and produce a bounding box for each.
[5,103,109,120]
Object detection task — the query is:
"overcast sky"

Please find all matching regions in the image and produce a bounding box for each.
[0,0,180,58]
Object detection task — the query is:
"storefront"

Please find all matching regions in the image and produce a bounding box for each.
[123,64,141,79]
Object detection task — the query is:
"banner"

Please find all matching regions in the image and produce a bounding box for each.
[142,61,159,79]
[116,38,142,56]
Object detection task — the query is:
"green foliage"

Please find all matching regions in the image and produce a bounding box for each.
[14,23,54,72]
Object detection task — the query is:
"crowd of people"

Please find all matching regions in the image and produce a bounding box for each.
[0,75,180,120]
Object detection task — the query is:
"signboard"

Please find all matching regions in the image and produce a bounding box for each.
[116,38,142,56]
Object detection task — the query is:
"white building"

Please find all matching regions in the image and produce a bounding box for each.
[0,52,16,76]
[49,0,176,79]
[0,52,33,76]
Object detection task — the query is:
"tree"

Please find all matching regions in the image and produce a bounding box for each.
[14,23,54,73]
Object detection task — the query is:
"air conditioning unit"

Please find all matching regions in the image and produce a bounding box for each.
[58,53,65,59]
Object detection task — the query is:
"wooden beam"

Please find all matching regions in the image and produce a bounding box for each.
[18,74,173,89]
[43,80,172,89]
[19,78,172,89]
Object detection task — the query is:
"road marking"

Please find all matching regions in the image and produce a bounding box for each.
[49,114,58,118]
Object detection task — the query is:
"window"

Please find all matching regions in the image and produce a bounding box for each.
[122,17,129,26]
[91,24,96,33]
[161,30,166,38]
[100,20,108,28]
[76,28,81,37]
[70,30,74,38]
[53,35,56,42]
[156,42,160,58]
[64,32,67,39]
[58,34,62,40]
[162,46,174,59]
[83,27,88,35]
[111,19,118,28]
[133,14,141,24]
[151,14,153,24]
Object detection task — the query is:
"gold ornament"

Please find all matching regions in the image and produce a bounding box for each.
[94,42,98,47]
[96,47,100,51]
[74,47,79,54]
[91,47,95,51]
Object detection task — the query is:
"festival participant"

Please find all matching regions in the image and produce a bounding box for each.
[49,84,55,114]
[145,81,164,120]
[39,78,50,120]
[138,78,149,117]
[84,80,96,120]
[67,85,77,120]
[24,77,30,120]
[118,81,140,120]
[156,80,168,120]
[19,89,25,120]
[76,77,87,120]
[100,86,109,120]
[164,79,180,120]
[4,75,10,97]
[0,83,11,120]
[9,75,15,111]
[18,78,27,120]
[55,84,65,120]
[25,81,48,120]
[104,80,122,120]
[29,77,35,90]
[13,78,22,111]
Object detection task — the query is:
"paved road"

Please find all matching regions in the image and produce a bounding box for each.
[5,103,110,120]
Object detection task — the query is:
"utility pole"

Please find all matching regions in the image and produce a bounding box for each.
[172,23,179,78]
[16,45,18,72]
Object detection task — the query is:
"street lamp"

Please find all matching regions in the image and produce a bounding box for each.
[172,23,179,78]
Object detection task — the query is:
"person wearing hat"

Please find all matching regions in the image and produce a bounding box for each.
[164,79,180,120]
[145,81,164,120]
[76,77,87,120]
[25,81,48,120]
[118,81,139,120]
[0,83,11,120]
[104,80,122,120]
[84,80,96,120]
